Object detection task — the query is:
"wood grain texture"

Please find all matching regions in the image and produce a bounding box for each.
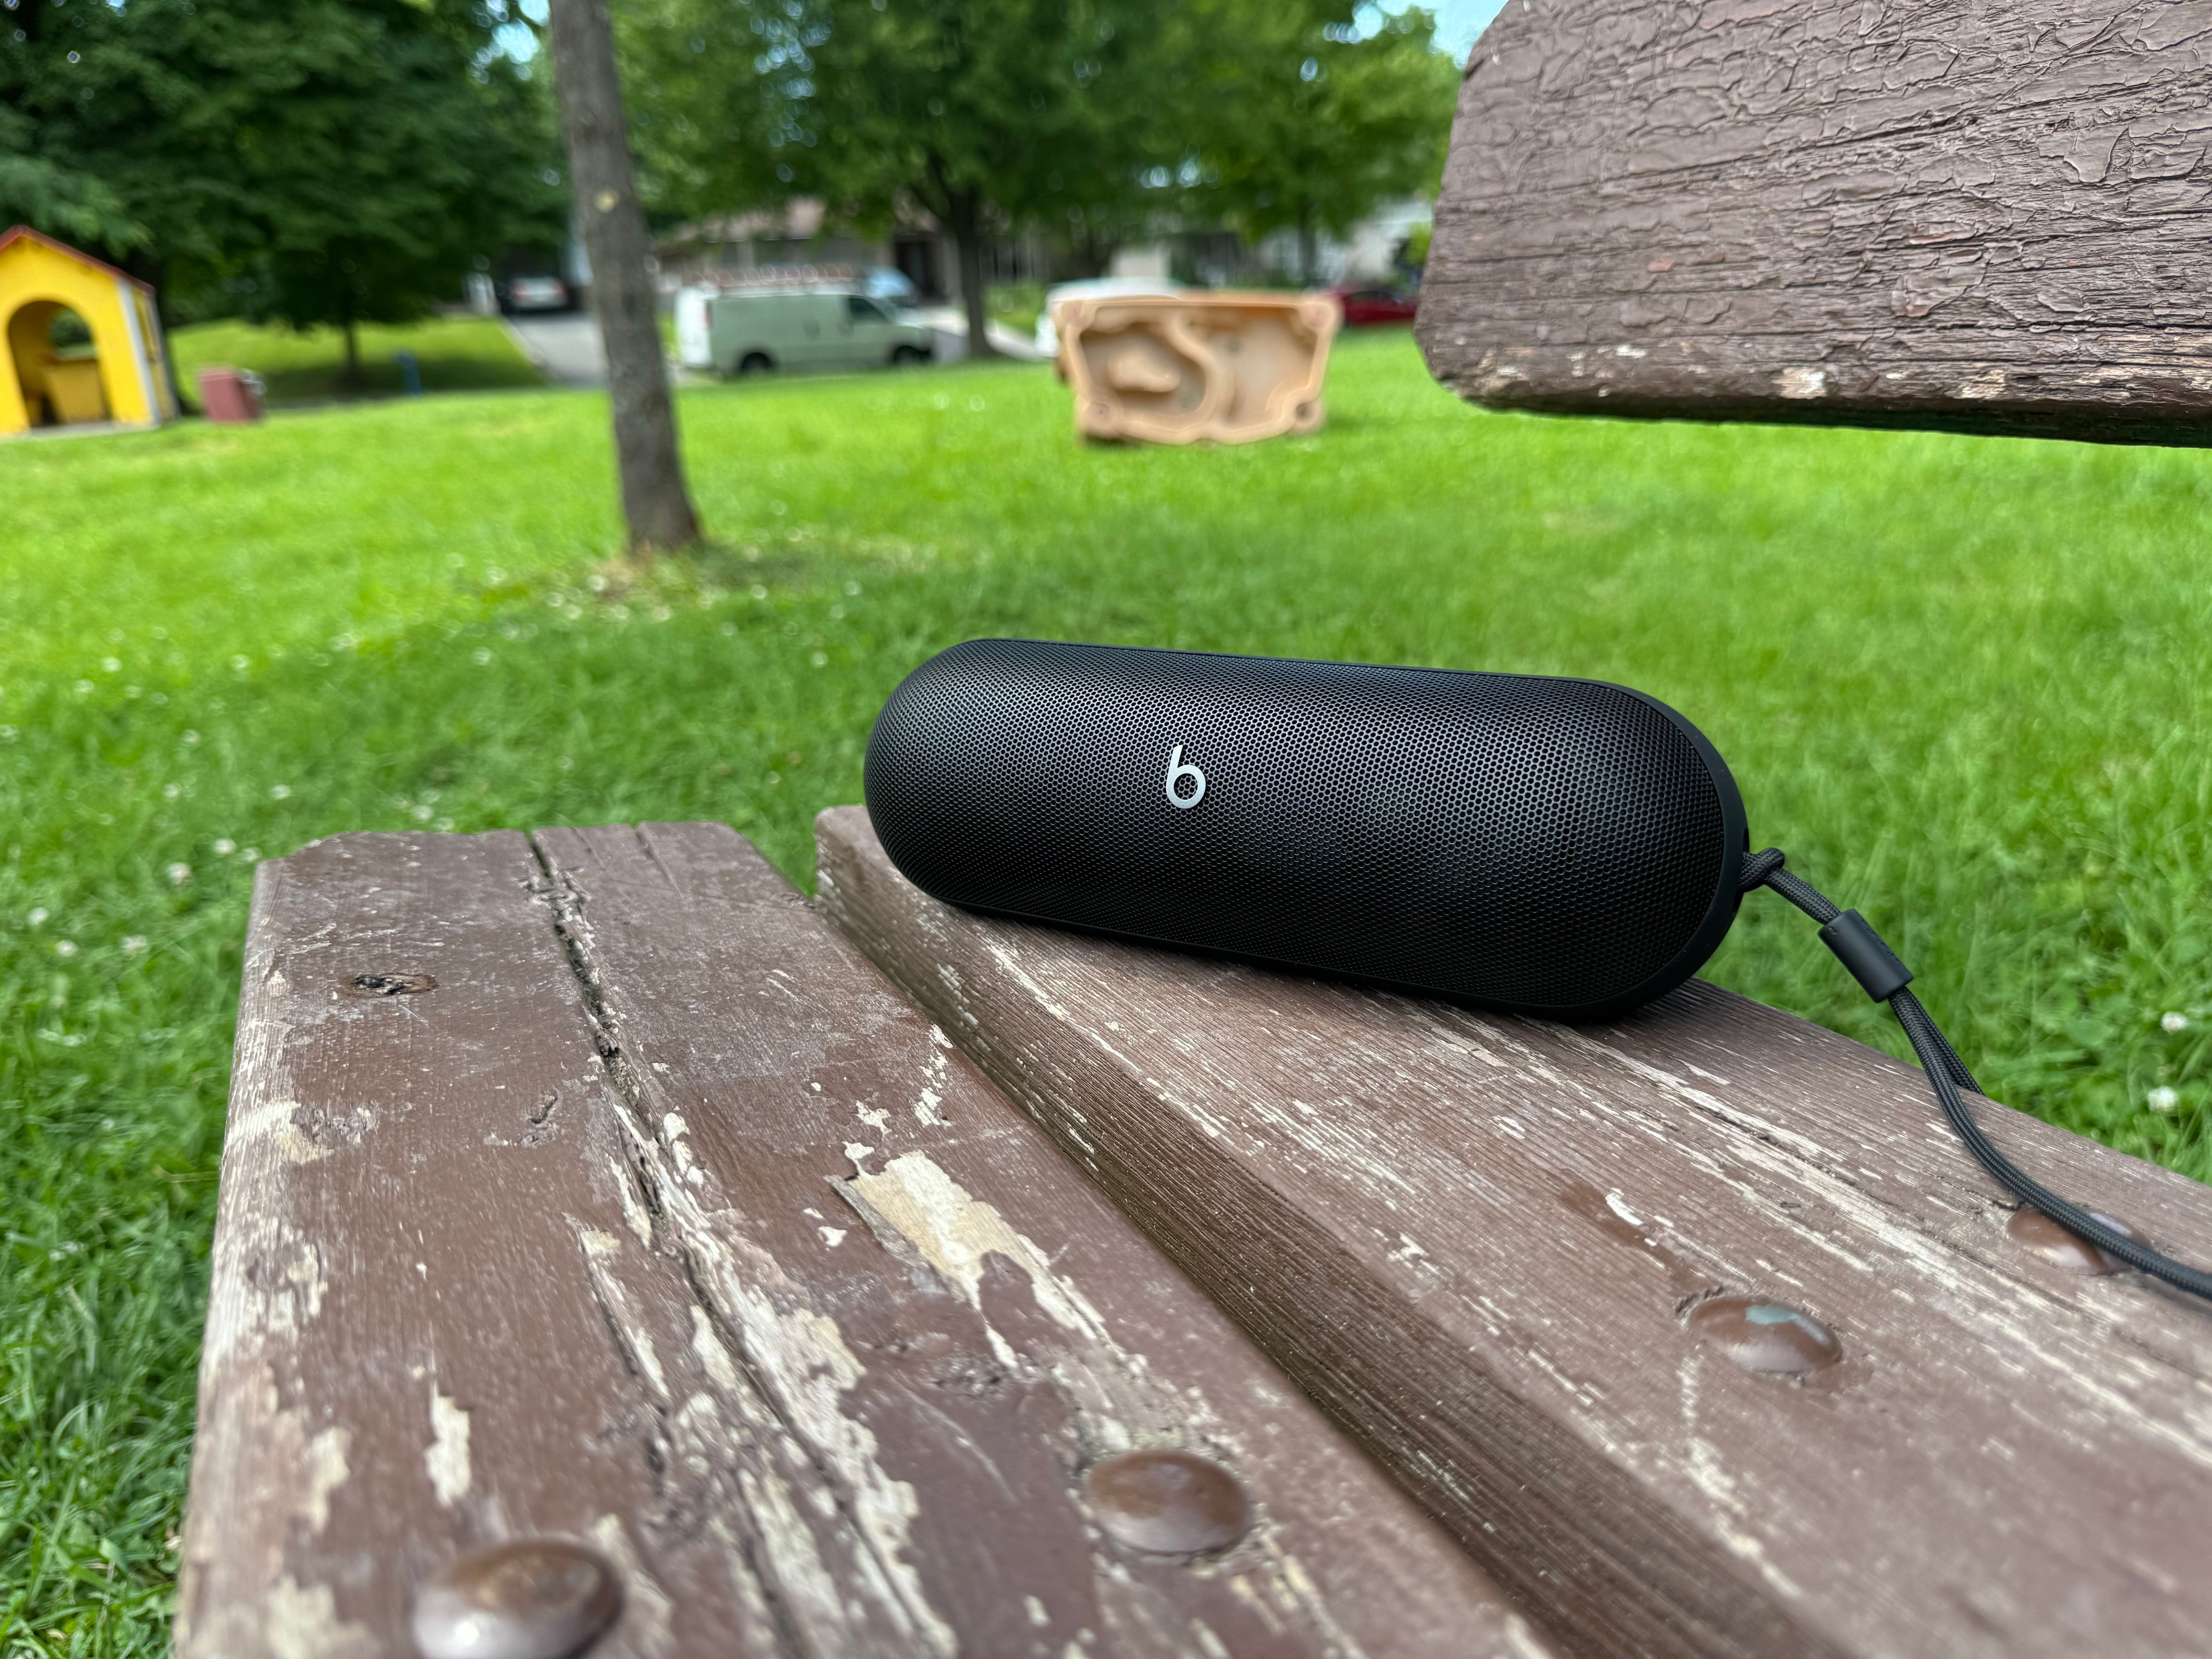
[177,830,857,1656]
[183,824,1544,1657]
[816,803,2212,1659]
[1417,0,2212,442]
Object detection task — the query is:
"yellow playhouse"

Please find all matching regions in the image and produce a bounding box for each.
[0,225,175,436]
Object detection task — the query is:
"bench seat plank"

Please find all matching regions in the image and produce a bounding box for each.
[177,830,796,1656]
[816,804,2212,1659]
[183,824,1543,1656]
[1419,0,2212,443]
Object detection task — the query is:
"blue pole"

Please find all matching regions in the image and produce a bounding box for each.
[396,350,422,397]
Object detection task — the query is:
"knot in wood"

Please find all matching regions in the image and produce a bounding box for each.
[347,972,437,996]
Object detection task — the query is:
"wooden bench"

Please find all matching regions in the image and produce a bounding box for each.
[175,824,1535,1659]
[180,814,2212,1656]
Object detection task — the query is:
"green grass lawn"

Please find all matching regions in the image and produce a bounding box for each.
[7,333,2212,1648]
[167,315,543,408]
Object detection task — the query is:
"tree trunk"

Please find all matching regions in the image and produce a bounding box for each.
[953,214,997,361]
[1298,216,1319,287]
[342,314,361,390]
[545,0,703,554]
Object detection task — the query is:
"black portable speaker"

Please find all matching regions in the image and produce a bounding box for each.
[864,639,1747,1021]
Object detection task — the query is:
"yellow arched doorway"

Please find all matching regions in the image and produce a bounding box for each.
[0,225,172,436]
[6,300,111,427]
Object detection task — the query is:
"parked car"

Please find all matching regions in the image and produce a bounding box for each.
[1329,284,1419,326]
[859,266,922,309]
[674,286,935,376]
[1034,277,1188,357]
[503,274,570,314]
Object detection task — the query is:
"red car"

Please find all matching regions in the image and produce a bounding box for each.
[1331,284,1420,326]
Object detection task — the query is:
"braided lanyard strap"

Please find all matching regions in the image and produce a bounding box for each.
[1740,848,2212,1302]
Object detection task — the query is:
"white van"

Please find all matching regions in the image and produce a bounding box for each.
[675,287,934,377]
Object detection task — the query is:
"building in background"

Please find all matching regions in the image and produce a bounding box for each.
[653,195,1427,306]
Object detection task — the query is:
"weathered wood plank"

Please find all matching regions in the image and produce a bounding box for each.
[816,803,2212,1659]
[1418,0,2212,443]
[532,821,1546,1657]
[177,831,793,1656]
[185,824,1545,1655]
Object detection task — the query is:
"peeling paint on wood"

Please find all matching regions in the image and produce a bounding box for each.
[177,832,795,1656]
[817,804,2212,1659]
[182,824,1538,1656]
[531,820,1544,1656]
[1419,0,2212,443]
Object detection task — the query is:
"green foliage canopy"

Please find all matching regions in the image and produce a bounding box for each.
[0,0,563,354]
[622,0,1459,311]
[624,0,1180,341]
[1179,2,1459,279]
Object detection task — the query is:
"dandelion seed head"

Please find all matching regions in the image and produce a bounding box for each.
[2149,1086,2180,1113]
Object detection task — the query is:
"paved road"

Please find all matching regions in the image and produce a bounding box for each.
[505,313,607,390]
[507,305,1044,388]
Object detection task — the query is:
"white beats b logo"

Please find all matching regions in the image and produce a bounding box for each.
[1164,744,1206,809]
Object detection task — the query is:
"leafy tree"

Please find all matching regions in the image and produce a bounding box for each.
[623,0,1179,354]
[0,0,564,384]
[1181,2,1458,282]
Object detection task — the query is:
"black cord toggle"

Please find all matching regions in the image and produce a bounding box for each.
[1740,847,2212,1304]
[1819,911,1913,1003]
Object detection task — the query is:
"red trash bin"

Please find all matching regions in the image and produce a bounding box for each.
[198,366,265,424]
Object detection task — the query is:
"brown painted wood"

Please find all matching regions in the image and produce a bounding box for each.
[1418,0,2212,443]
[183,825,1545,1657]
[816,803,2212,1659]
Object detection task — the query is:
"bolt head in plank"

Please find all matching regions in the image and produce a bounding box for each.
[1685,1297,1843,1378]
[1085,1450,1255,1556]
[411,1539,620,1659]
[2006,1207,2143,1276]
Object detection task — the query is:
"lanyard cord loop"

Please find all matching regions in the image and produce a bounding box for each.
[1740,849,2212,1302]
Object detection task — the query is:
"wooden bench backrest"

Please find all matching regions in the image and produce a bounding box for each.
[1419,0,2212,444]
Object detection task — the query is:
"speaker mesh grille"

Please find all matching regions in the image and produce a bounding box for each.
[866,639,1735,1017]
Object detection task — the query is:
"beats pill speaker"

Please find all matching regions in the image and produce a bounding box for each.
[866,637,2212,1305]
[864,637,1746,1022]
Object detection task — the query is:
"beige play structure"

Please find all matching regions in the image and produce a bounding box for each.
[1055,292,1339,445]
[0,225,175,436]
